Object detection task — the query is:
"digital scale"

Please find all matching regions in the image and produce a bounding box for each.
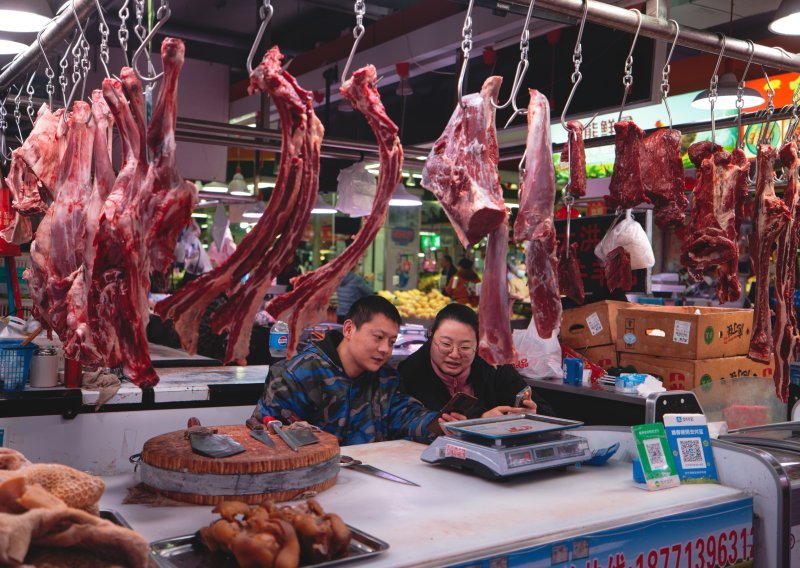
[421,414,592,479]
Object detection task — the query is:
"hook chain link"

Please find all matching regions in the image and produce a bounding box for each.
[341,1,366,82]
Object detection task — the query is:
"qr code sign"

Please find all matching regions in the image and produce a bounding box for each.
[643,438,667,470]
[677,437,706,469]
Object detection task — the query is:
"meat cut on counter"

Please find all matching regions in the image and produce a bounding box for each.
[421,76,506,247]
[267,64,402,356]
[157,46,322,363]
[517,89,561,339]
[23,38,198,388]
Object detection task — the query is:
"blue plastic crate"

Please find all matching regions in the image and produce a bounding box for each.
[791,362,800,388]
[794,290,800,309]
[0,340,35,392]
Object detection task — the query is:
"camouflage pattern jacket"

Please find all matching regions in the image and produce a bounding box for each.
[252,331,438,445]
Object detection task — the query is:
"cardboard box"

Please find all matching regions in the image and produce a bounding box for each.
[619,353,774,391]
[573,344,617,370]
[560,300,628,349]
[616,305,753,359]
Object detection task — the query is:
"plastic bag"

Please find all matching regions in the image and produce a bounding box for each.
[594,209,655,270]
[336,162,377,217]
[513,320,562,379]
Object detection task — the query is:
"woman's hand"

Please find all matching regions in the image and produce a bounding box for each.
[481,399,537,418]
[438,412,467,423]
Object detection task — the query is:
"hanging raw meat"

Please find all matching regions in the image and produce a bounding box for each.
[640,128,687,231]
[156,46,318,357]
[267,64,403,355]
[681,141,749,304]
[749,144,790,363]
[604,246,632,292]
[478,220,517,366]
[773,140,800,401]
[516,89,560,339]
[606,121,646,210]
[560,120,587,197]
[209,71,323,364]
[421,76,506,247]
[558,241,584,304]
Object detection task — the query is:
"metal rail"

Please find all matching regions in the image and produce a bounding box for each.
[506,0,800,73]
[0,0,114,91]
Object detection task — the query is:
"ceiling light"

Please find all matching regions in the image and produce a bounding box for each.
[191,212,208,218]
[0,1,51,33]
[243,201,265,219]
[770,0,800,35]
[228,165,248,195]
[203,181,229,194]
[506,202,520,209]
[0,39,27,55]
[246,181,276,190]
[389,184,422,207]
[311,195,337,214]
[415,156,427,161]
[691,72,765,110]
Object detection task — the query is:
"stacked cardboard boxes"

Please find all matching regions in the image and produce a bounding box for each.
[615,306,773,390]
[559,301,628,370]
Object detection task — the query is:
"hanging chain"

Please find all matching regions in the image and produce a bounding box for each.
[25,74,35,123]
[134,0,146,45]
[99,5,110,68]
[617,9,641,122]
[341,1,366,82]
[0,97,8,165]
[59,44,70,108]
[461,4,473,63]
[12,86,21,137]
[118,0,130,61]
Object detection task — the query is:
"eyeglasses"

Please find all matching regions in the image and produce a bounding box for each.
[434,340,476,357]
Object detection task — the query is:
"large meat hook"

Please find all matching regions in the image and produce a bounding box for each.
[491,0,536,110]
[456,0,476,109]
[706,34,727,147]
[736,40,756,150]
[342,1,367,83]
[132,1,172,83]
[617,9,642,122]
[246,1,273,75]
[659,19,680,132]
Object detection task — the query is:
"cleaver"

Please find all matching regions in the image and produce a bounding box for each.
[186,417,246,458]
[245,417,276,449]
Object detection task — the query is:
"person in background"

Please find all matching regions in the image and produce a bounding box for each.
[251,296,458,445]
[336,264,374,323]
[440,254,457,294]
[398,303,553,418]
[445,258,480,306]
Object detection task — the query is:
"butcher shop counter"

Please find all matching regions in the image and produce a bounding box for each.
[99,435,755,567]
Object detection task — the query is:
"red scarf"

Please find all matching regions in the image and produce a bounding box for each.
[431,356,474,397]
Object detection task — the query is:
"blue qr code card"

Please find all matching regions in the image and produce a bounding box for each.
[663,414,718,483]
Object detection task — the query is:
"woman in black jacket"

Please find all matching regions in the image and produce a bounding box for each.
[398,304,553,418]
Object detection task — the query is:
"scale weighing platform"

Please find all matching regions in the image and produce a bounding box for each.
[421,414,592,479]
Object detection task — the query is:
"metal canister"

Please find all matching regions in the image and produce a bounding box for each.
[29,346,59,388]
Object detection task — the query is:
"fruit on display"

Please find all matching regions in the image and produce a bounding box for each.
[377,289,451,320]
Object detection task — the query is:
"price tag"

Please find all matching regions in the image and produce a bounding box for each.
[673,320,691,344]
[586,312,603,336]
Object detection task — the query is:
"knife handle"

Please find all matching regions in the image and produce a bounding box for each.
[245,417,261,431]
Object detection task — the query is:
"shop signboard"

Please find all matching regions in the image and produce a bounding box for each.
[554,213,647,299]
[450,497,753,568]
[385,207,421,291]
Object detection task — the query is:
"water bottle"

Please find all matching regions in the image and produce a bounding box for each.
[269,321,289,358]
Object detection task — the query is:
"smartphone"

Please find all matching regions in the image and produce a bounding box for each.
[514,386,532,407]
[436,392,479,419]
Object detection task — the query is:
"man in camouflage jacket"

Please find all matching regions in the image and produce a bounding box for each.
[252,296,442,445]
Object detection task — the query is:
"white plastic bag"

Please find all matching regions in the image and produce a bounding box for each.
[513,321,562,380]
[336,162,377,217]
[594,209,655,270]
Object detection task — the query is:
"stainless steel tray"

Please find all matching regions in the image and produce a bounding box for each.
[150,525,389,568]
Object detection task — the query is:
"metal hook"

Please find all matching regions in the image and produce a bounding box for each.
[617,9,642,122]
[95,0,112,78]
[491,0,536,109]
[24,72,35,126]
[457,0,476,109]
[246,1,273,75]
[560,0,589,129]
[659,19,679,131]
[707,34,726,146]
[342,1,367,83]
[131,4,171,82]
[736,40,756,149]
[758,64,776,146]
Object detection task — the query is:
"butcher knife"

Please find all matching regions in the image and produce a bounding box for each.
[186,417,246,458]
[266,419,300,452]
[245,418,276,449]
[340,455,420,486]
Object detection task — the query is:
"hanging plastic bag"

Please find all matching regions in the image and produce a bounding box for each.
[513,320,562,380]
[594,209,655,270]
[336,161,377,217]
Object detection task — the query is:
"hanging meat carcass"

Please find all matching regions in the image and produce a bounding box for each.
[559,120,587,197]
[773,140,800,402]
[516,89,560,339]
[266,64,402,356]
[749,144,789,363]
[557,241,584,304]
[605,121,647,210]
[680,141,749,305]
[421,76,506,247]
[478,220,517,366]
[156,46,320,359]
[640,128,687,231]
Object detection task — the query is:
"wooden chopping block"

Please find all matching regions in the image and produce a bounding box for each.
[139,425,340,505]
